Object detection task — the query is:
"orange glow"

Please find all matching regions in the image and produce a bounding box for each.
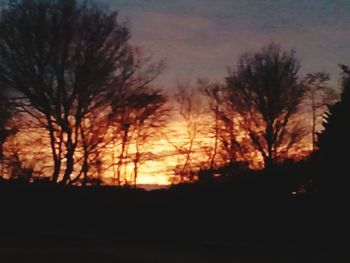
[2,116,312,186]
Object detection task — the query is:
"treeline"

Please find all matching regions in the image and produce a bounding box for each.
[0,0,346,193]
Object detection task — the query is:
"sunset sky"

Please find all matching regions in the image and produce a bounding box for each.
[2,0,349,186]
[99,0,350,88]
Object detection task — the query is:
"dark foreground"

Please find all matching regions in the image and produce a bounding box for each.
[1,246,349,263]
[0,178,349,262]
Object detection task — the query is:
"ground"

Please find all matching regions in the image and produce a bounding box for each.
[0,246,349,263]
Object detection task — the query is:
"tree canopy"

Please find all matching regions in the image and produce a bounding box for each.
[225,43,306,169]
[315,65,350,192]
[0,0,164,184]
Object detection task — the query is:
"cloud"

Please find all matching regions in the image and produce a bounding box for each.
[103,0,350,87]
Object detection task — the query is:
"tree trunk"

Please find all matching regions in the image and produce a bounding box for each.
[52,158,61,183]
[133,148,141,188]
[82,153,89,186]
[133,160,138,188]
[265,121,275,171]
[61,132,76,184]
[116,127,129,185]
[61,148,74,184]
[181,139,194,182]
[47,120,62,183]
[312,97,317,152]
[210,104,219,170]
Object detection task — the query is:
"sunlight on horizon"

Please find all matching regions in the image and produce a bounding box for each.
[2,115,313,186]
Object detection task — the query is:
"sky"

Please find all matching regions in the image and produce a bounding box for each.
[4,0,348,185]
[96,0,350,88]
[94,0,350,184]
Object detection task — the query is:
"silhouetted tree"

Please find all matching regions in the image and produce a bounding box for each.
[303,72,337,151]
[0,86,16,176]
[108,56,166,186]
[0,0,156,183]
[171,82,205,183]
[316,65,350,193]
[200,81,248,169]
[70,110,110,185]
[129,91,168,187]
[109,88,167,185]
[112,104,134,185]
[200,82,222,170]
[226,43,306,169]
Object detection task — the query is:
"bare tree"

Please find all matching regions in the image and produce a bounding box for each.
[0,0,149,183]
[303,72,337,151]
[129,91,168,187]
[108,89,168,186]
[107,53,166,185]
[226,43,306,169]
[70,110,110,185]
[199,81,249,170]
[200,82,221,169]
[170,82,205,183]
[111,102,134,185]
